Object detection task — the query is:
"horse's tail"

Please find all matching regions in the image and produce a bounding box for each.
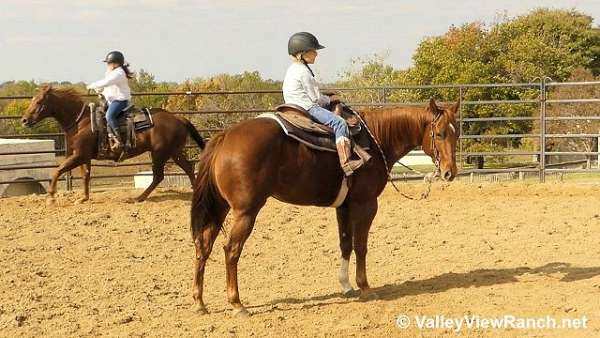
[191,132,227,237]
[181,117,206,150]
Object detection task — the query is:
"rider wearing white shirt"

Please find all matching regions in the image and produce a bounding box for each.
[282,32,365,176]
[87,51,133,151]
[283,62,330,110]
[89,67,131,103]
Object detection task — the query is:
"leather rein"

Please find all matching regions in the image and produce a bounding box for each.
[62,102,88,132]
[350,106,442,200]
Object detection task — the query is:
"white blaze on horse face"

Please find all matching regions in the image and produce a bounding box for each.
[448,123,456,134]
[338,257,353,294]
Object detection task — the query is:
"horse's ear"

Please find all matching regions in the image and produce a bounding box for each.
[448,100,460,114]
[40,84,52,94]
[429,98,441,115]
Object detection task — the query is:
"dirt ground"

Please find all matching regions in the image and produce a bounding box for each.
[1,182,600,337]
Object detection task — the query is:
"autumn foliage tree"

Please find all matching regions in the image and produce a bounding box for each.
[338,8,599,166]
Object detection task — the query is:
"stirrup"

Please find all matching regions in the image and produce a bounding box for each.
[341,159,365,176]
[353,144,372,163]
[108,135,123,151]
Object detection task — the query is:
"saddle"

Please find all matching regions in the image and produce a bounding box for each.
[90,102,155,160]
[261,103,371,153]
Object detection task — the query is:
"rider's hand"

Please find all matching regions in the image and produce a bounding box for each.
[329,94,342,105]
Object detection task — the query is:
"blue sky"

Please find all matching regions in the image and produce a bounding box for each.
[1,0,598,83]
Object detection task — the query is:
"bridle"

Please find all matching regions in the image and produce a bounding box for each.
[34,103,46,116]
[352,105,444,200]
[429,112,443,173]
[29,94,87,132]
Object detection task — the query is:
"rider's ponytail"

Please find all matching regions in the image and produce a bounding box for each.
[121,63,134,79]
[297,54,315,77]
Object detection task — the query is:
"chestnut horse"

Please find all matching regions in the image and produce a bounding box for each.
[191,99,459,316]
[21,86,205,203]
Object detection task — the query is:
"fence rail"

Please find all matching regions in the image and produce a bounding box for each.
[1,80,600,190]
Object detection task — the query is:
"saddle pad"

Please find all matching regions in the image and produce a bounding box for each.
[259,113,337,152]
[132,108,154,131]
[118,108,154,131]
[278,110,333,135]
[91,106,155,161]
[258,113,372,154]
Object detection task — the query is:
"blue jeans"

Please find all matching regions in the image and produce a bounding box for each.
[106,100,129,130]
[308,105,350,141]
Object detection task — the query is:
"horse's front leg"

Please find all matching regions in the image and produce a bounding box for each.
[336,204,358,296]
[47,154,84,205]
[75,161,91,204]
[349,199,378,300]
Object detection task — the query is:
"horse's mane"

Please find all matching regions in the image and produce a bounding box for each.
[360,105,431,150]
[36,86,86,127]
[46,86,84,104]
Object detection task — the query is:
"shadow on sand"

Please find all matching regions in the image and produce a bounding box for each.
[246,262,600,314]
[142,190,193,203]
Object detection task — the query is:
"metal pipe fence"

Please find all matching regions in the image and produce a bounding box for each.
[1,80,599,189]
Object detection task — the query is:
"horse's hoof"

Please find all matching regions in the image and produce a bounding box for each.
[74,198,88,205]
[341,288,360,298]
[359,290,379,302]
[232,307,250,318]
[46,198,56,206]
[192,303,208,315]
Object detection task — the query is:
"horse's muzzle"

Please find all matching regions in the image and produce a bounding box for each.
[21,118,35,127]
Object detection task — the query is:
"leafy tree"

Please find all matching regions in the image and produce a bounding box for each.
[338,8,599,167]
[337,53,403,103]
[166,71,282,135]
[129,69,175,108]
[544,68,600,159]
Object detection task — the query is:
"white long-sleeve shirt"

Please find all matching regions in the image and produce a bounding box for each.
[282,62,330,110]
[87,67,131,103]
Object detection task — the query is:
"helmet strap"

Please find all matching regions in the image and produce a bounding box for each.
[300,55,315,77]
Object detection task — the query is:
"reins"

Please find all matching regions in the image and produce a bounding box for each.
[350,105,442,200]
[62,102,88,132]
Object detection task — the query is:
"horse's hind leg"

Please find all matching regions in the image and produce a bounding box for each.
[192,207,228,314]
[336,204,357,296]
[223,208,261,317]
[172,151,195,185]
[135,152,167,202]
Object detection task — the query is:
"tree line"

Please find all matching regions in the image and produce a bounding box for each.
[1,8,598,166]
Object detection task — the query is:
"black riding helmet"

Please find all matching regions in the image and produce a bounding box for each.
[103,51,125,65]
[288,32,325,55]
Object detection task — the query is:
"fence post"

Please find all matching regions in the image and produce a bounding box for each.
[458,87,463,170]
[539,78,547,183]
[64,132,73,191]
[380,87,387,104]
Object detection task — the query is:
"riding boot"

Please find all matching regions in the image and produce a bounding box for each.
[107,127,123,153]
[353,144,372,163]
[336,137,364,176]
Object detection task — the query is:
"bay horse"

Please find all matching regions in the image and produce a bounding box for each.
[21,86,205,204]
[191,99,459,316]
